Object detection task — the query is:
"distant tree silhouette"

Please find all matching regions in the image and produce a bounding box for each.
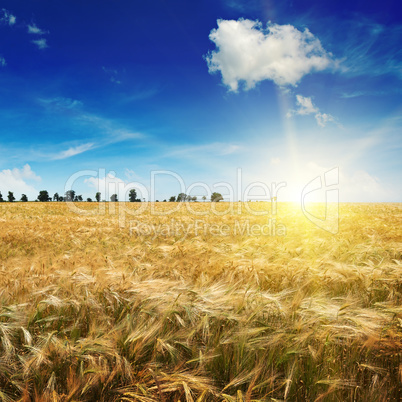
[37,190,51,202]
[211,192,223,202]
[129,189,141,202]
[53,193,59,202]
[177,193,186,202]
[0,192,3,202]
[21,194,28,202]
[95,192,101,202]
[7,191,15,202]
[110,194,118,202]
[77,195,83,202]
[169,196,176,202]
[65,190,75,202]
[87,197,92,202]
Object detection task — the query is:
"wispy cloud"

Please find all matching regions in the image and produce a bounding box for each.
[287,95,335,127]
[1,9,16,26]
[0,57,6,67]
[164,142,241,158]
[125,169,142,181]
[221,0,261,12]
[37,96,145,160]
[78,113,144,142]
[40,96,144,141]
[27,24,48,35]
[315,113,335,127]
[32,38,48,49]
[102,66,122,85]
[339,88,401,98]
[220,144,240,155]
[340,91,369,99]
[336,19,402,80]
[39,97,83,111]
[1,11,50,51]
[52,143,95,160]
[206,19,335,91]
[8,15,16,26]
[121,87,160,103]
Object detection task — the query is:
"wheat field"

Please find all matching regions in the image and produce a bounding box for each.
[0,202,401,401]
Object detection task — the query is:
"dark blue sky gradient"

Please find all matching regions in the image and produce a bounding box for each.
[0,0,401,201]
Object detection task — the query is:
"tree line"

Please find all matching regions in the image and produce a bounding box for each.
[0,189,141,203]
[167,192,223,202]
[0,190,223,202]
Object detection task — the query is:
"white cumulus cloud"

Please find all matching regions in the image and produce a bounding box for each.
[287,95,335,127]
[0,164,41,200]
[206,19,333,91]
[294,95,318,115]
[10,164,41,181]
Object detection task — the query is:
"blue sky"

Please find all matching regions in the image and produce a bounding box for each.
[0,0,401,202]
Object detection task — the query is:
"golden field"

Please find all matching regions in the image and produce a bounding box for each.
[0,201,401,401]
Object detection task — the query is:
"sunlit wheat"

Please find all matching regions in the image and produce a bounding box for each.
[0,202,401,400]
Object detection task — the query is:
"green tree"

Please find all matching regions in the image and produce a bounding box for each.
[77,195,83,202]
[169,196,176,202]
[53,192,59,202]
[21,194,28,202]
[110,194,118,202]
[65,190,75,202]
[129,189,138,202]
[177,193,186,202]
[202,195,207,202]
[37,190,51,202]
[7,191,15,202]
[87,197,92,202]
[0,192,3,202]
[95,192,101,202]
[211,192,223,202]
